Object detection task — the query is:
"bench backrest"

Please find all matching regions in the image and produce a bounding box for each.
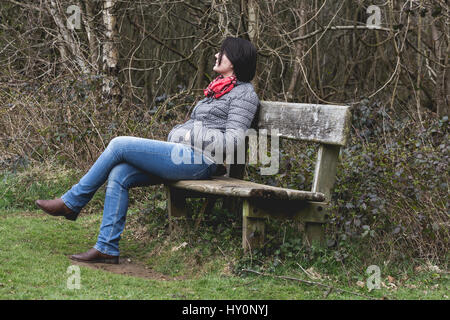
[226,101,352,202]
[258,101,351,146]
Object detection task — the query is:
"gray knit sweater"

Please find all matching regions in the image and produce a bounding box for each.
[167,81,259,163]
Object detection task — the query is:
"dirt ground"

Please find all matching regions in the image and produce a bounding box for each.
[70,257,179,281]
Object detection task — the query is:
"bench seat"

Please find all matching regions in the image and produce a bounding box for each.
[167,176,325,202]
[165,101,351,251]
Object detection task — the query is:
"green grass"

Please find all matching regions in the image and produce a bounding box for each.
[0,210,347,299]
[0,164,448,300]
[0,209,447,300]
[0,163,106,213]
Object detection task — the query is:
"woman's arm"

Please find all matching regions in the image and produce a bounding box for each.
[167,85,259,164]
[222,92,258,161]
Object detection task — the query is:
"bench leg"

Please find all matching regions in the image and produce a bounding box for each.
[166,186,187,234]
[242,200,265,252]
[304,222,325,246]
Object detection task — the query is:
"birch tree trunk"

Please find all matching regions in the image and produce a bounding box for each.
[247,0,258,43]
[46,0,90,74]
[102,0,121,103]
[82,0,99,73]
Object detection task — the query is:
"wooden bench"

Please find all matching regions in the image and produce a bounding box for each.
[165,101,351,251]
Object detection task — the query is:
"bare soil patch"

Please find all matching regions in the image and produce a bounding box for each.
[69,257,181,281]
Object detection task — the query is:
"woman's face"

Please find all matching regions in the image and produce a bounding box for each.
[213,52,234,77]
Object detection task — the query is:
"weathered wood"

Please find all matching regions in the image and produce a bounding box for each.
[242,197,329,250]
[304,222,325,246]
[166,186,187,218]
[166,186,187,235]
[306,144,341,245]
[258,101,351,146]
[312,144,341,202]
[243,200,266,251]
[243,199,328,223]
[167,176,325,202]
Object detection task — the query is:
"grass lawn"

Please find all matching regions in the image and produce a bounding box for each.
[0,209,447,300]
[0,162,448,300]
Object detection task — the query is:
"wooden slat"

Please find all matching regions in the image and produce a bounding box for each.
[258,101,352,146]
[244,199,328,223]
[167,176,325,202]
[312,144,341,201]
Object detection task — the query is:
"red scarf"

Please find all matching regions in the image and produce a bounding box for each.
[204,75,237,99]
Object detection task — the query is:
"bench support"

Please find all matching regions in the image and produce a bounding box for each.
[166,186,187,234]
[308,144,341,246]
[312,144,341,201]
[304,222,325,246]
[243,200,266,251]
[242,199,328,251]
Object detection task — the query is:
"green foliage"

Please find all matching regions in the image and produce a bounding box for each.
[330,100,448,263]
[243,98,448,266]
[0,160,108,215]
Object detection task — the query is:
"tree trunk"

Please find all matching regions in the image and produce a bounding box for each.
[213,0,230,36]
[247,0,258,43]
[82,0,99,72]
[247,0,259,92]
[102,0,121,104]
[195,45,207,89]
[431,23,449,117]
[287,3,306,100]
[46,0,90,74]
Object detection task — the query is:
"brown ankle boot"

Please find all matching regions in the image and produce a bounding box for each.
[35,198,78,221]
[70,248,119,264]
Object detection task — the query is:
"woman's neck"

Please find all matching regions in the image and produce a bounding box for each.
[220,71,235,78]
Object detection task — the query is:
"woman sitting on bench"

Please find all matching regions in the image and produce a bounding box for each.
[35,37,259,264]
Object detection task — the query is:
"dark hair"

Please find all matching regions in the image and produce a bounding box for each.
[218,37,257,82]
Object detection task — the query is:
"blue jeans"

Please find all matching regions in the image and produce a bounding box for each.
[61,136,217,256]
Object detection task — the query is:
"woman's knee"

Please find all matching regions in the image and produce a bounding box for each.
[107,163,133,189]
[106,136,132,160]
[108,136,128,150]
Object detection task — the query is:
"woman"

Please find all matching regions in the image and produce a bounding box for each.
[35,37,259,264]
